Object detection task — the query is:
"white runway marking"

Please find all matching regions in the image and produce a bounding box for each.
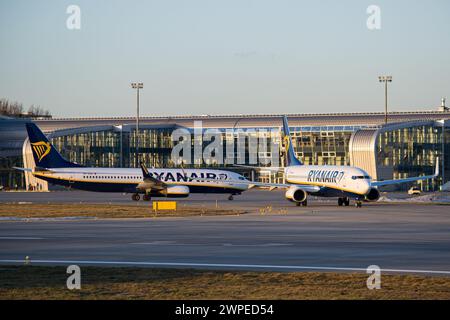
[131,241,293,247]
[131,241,205,246]
[0,237,43,240]
[222,243,293,247]
[1,259,450,275]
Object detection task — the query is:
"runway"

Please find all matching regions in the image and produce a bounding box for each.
[0,188,291,207]
[1,190,450,274]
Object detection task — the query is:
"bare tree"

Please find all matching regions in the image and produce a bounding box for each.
[0,98,51,118]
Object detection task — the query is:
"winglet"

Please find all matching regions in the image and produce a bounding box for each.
[435,157,440,177]
[140,162,151,179]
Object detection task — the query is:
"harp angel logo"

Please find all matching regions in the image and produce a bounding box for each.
[31,141,51,162]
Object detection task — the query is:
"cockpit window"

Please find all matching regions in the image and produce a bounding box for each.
[238,176,246,180]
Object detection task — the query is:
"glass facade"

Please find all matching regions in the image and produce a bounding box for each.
[130,128,173,168]
[51,130,122,167]
[376,124,449,191]
[50,127,174,169]
[44,122,448,191]
[290,126,372,166]
[0,156,24,190]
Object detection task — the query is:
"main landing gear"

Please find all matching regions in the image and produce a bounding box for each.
[296,199,308,207]
[228,192,242,201]
[132,193,151,201]
[355,200,362,208]
[338,197,350,207]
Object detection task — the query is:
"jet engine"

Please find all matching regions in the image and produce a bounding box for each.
[365,187,380,201]
[285,186,308,203]
[160,185,190,198]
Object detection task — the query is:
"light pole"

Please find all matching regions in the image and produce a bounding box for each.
[438,119,445,190]
[131,82,143,167]
[378,76,392,124]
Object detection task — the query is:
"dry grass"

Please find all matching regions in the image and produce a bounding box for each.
[0,204,246,219]
[1,265,450,300]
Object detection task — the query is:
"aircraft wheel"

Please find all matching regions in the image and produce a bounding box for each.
[228,195,234,201]
[355,201,362,208]
[296,202,301,207]
[344,198,350,206]
[132,194,140,201]
[338,198,343,206]
[143,194,151,201]
[301,199,308,207]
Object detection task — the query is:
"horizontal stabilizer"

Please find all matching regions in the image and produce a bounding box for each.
[13,167,32,172]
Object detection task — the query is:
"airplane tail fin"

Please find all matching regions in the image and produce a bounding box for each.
[25,123,81,168]
[282,116,302,166]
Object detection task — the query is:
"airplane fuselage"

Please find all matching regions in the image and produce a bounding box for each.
[32,167,249,195]
[285,165,372,198]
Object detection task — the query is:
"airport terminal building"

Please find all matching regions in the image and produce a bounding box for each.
[1,110,450,192]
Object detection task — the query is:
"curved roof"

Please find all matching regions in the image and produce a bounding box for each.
[0,117,32,157]
[35,110,450,132]
[349,120,446,180]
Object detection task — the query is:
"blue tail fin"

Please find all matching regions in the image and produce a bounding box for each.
[26,123,81,168]
[282,116,302,166]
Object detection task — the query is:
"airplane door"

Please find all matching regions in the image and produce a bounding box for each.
[341,173,347,189]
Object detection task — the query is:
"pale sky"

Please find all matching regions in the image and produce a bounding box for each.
[1,0,449,117]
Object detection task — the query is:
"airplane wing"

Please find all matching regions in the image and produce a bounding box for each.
[137,162,166,191]
[238,180,321,193]
[371,159,439,187]
[188,175,321,193]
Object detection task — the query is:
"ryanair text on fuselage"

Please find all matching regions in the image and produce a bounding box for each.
[148,171,228,182]
[307,170,345,183]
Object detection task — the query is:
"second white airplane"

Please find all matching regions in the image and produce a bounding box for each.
[228,116,439,207]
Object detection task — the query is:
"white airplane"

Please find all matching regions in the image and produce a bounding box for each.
[225,116,439,207]
[15,123,250,201]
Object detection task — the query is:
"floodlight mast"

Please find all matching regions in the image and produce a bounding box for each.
[131,82,143,167]
[378,76,392,124]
